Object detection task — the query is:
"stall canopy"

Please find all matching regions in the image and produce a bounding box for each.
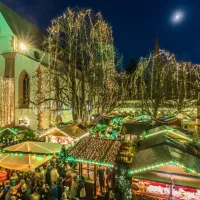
[39,125,88,141]
[67,136,122,167]
[0,142,62,171]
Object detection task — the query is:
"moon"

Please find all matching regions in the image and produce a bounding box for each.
[171,11,184,24]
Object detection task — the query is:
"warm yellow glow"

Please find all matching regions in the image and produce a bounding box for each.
[0,78,14,127]
[19,43,27,51]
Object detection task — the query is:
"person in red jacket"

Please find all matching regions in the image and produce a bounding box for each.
[62,172,72,191]
[0,168,7,182]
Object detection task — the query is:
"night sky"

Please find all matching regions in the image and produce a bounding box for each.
[1,0,200,66]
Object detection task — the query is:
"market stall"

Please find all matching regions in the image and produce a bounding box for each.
[0,141,62,171]
[132,179,200,200]
[130,134,200,199]
[39,124,88,144]
[67,136,122,196]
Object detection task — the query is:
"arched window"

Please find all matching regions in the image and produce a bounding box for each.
[19,70,29,108]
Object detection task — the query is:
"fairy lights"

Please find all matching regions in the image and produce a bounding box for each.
[143,126,192,141]
[0,150,59,157]
[0,78,14,127]
[39,127,73,140]
[129,160,200,176]
[39,126,89,142]
[66,157,113,167]
[68,136,122,166]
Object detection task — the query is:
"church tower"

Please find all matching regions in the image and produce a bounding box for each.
[154,36,160,55]
[194,87,200,140]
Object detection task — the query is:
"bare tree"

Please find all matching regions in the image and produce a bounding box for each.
[169,62,199,114]
[133,51,200,118]
[133,51,176,118]
[31,8,125,123]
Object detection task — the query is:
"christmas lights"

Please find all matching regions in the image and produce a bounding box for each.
[39,127,74,140]
[129,160,200,176]
[143,126,192,141]
[68,136,121,166]
[39,126,89,142]
[0,78,14,127]
[66,157,113,167]
[0,150,60,157]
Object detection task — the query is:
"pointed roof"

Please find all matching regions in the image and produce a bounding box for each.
[4,141,62,154]
[39,125,88,141]
[0,152,51,172]
[138,134,188,152]
[0,2,44,48]
[154,36,160,55]
[0,142,62,171]
[68,136,122,166]
[143,125,192,142]
[130,144,200,176]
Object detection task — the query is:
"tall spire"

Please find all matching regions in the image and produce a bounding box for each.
[154,36,160,55]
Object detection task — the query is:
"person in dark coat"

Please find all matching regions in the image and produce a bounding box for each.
[19,185,31,200]
[41,185,52,200]
[97,167,105,193]
[57,178,64,200]
[46,162,53,185]
[1,182,11,200]
[50,183,58,200]
[78,176,86,199]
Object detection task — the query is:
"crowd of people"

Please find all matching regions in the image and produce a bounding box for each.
[0,158,87,200]
[0,134,116,200]
[0,152,115,200]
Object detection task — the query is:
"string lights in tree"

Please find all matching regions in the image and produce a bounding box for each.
[43,8,126,122]
[132,50,199,118]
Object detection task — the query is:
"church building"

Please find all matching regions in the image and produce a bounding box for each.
[0,2,72,130]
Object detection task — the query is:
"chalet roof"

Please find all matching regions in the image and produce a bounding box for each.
[144,125,192,142]
[4,141,62,154]
[137,134,189,152]
[130,144,200,175]
[39,125,87,140]
[0,2,44,48]
[68,136,122,166]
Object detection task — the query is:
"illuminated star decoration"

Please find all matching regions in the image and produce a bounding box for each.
[171,11,184,24]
